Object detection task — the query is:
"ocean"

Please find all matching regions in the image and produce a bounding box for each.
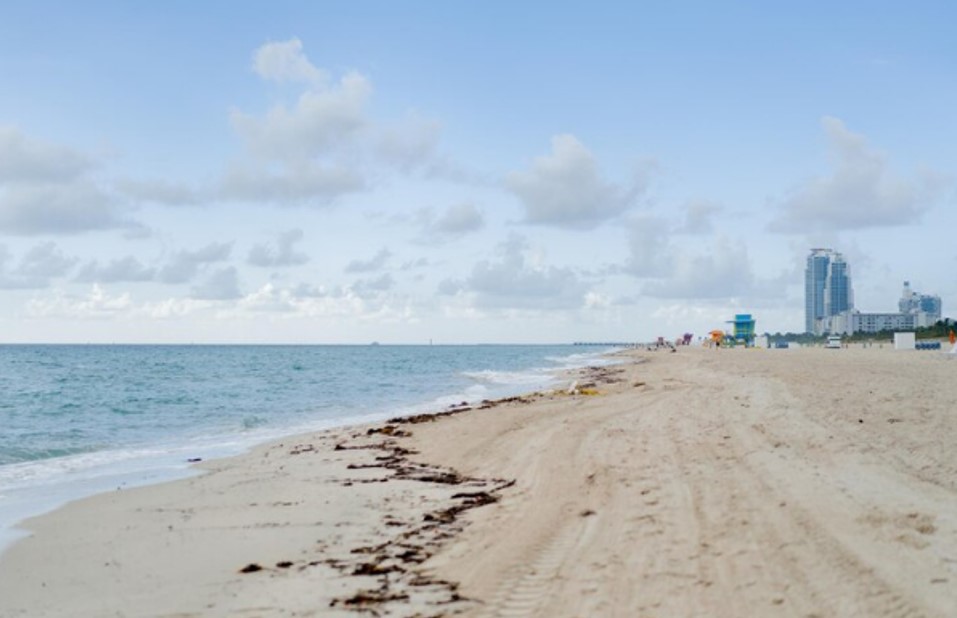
[0,344,614,551]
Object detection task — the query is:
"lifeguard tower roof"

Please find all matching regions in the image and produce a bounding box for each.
[727,314,756,342]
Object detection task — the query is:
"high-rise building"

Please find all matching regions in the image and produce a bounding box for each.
[805,249,830,334]
[920,295,942,317]
[805,248,853,335]
[824,253,853,317]
[897,281,941,324]
[898,281,941,325]
[899,281,915,313]
[805,260,943,336]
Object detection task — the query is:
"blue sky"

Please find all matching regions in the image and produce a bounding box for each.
[0,2,954,343]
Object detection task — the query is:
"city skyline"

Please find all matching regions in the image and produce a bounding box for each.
[1,3,956,343]
[805,247,942,335]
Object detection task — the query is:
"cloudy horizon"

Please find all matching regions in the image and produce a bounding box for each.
[1,3,954,343]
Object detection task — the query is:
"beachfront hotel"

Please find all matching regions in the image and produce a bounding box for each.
[805,248,853,335]
[805,249,942,335]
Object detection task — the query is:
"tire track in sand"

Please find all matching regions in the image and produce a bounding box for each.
[475,514,595,618]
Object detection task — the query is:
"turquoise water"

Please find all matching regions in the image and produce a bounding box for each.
[0,344,612,549]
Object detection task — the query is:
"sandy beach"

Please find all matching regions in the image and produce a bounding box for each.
[2,346,957,617]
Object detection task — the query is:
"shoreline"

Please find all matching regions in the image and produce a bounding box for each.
[0,346,618,556]
[0,363,616,616]
[3,346,956,616]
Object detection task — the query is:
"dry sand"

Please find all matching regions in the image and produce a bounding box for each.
[1,346,957,617]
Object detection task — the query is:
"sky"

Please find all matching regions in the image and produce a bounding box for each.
[0,1,955,343]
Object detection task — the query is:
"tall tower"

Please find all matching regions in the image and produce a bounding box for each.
[805,249,831,333]
[899,281,915,313]
[805,248,853,335]
[899,280,942,322]
[824,253,852,316]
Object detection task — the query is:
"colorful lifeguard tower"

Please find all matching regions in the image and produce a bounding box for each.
[727,314,756,347]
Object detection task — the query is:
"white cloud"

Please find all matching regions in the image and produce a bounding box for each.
[400,257,430,271]
[619,216,787,300]
[219,282,391,321]
[18,242,76,278]
[239,282,297,313]
[642,238,788,300]
[252,38,325,84]
[506,134,646,229]
[770,117,945,232]
[238,284,370,319]
[584,291,612,309]
[0,276,45,290]
[433,202,484,235]
[436,278,464,296]
[221,161,364,205]
[643,238,753,298]
[417,202,485,242]
[27,284,132,319]
[190,266,242,300]
[465,235,588,309]
[677,199,721,234]
[344,248,391,273]
[0,126,92,182]
[140,297,212,320]
[157,242,232,284]
[76,256,156,283]
[116,178,201,206]
[0,127,134,235]
[351,273,395,297]
[248,228,309,267]
[287,291,368,319]
[231,71,371,162]
[20,279,410,327]
[222,40,375,206]
[0,246,41,289]
[377,112,442,173]
[376,112,481,183]
[290,282,328,298]
[226,39,475,205]
[0,181,128,235]
[650,302,738,330]
[624,216,673,277]
[0,242,76,289]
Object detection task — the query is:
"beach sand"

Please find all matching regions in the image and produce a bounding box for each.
[2,346,956,616]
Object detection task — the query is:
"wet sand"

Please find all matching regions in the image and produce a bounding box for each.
[1,347,956,616]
